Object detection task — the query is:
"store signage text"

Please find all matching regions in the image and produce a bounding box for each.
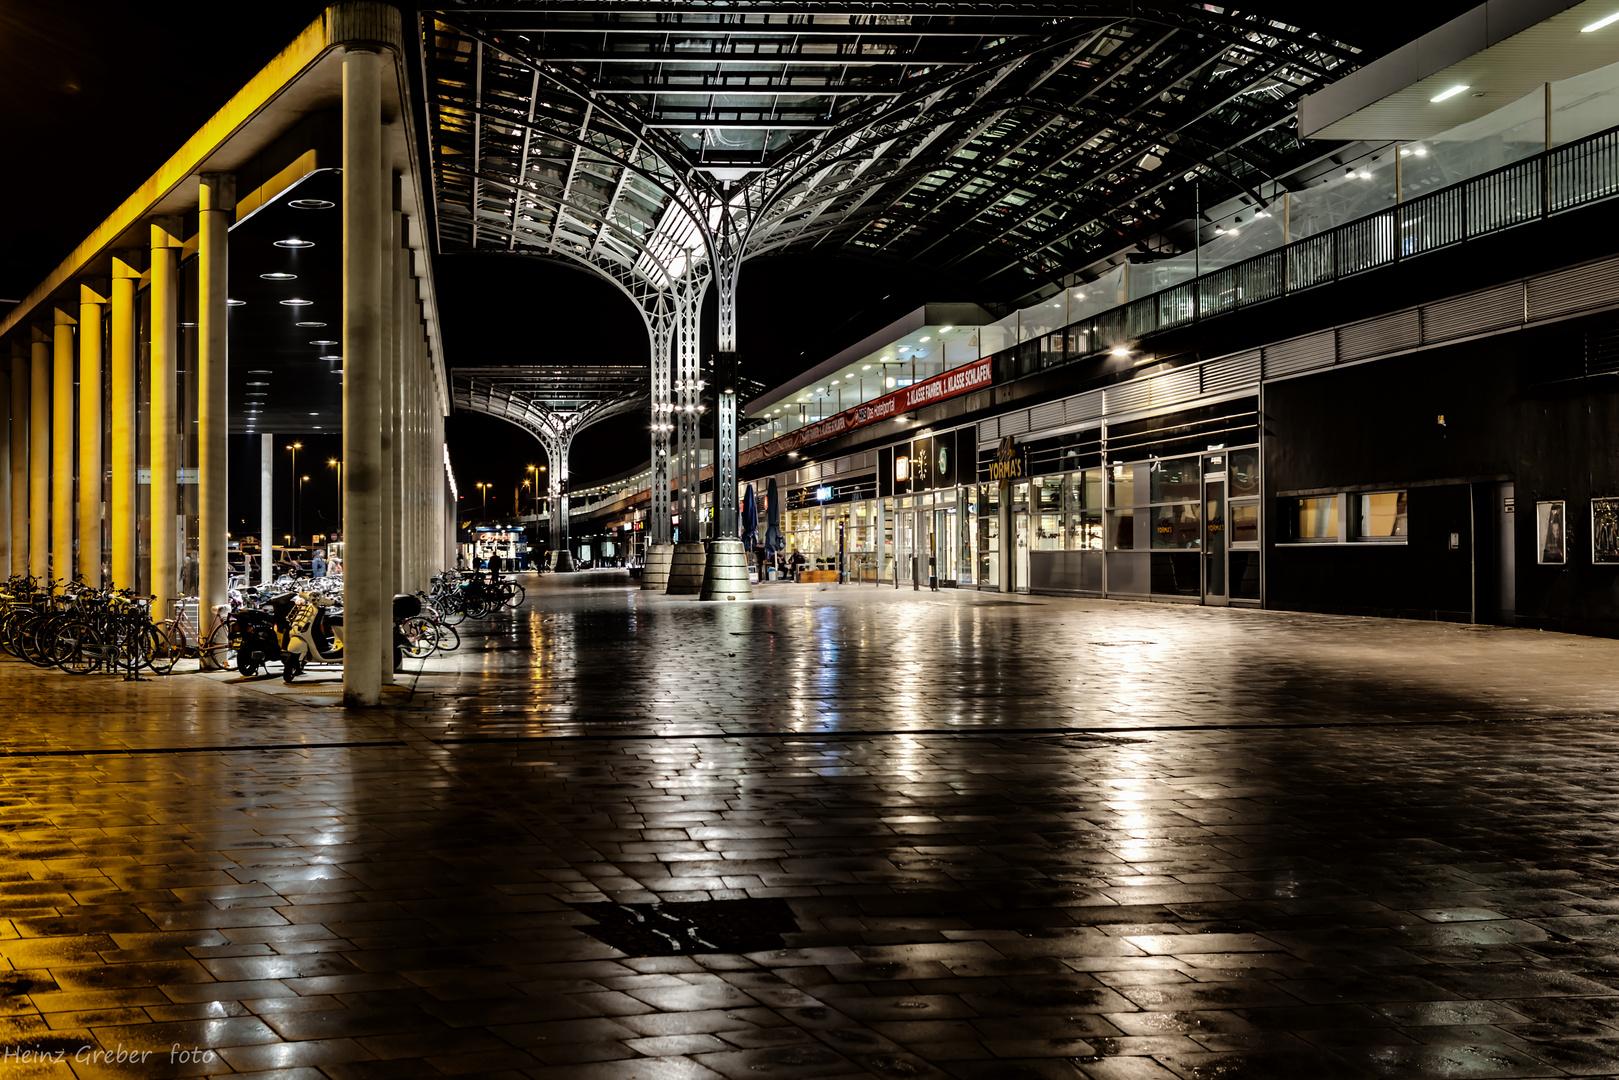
[987,436,1025,484]
[741,358,992,467]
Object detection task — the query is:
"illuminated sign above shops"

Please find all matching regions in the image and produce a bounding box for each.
[741,357,993,467]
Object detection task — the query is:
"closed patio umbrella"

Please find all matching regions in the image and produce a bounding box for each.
[764,476,784,553]
[742,484,759,550]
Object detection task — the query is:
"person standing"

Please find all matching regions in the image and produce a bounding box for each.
[312,549,328,578]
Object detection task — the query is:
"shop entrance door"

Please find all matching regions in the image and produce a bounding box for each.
[1203,475,1228,606]
[1013,505,1030,592]
[934,507,955,587]
[896,511,914,587]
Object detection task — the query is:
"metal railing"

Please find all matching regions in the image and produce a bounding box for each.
[1044,124,1619,364]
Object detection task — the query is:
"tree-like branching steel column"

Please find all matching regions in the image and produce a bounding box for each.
[671,265,707,541]
[644,293,675,546]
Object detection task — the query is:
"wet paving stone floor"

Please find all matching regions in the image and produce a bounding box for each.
[3,570,1619,1078]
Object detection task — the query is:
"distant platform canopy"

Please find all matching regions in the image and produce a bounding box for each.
[421,2,1362,298]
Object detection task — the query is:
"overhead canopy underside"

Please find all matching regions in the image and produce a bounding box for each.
[421,2,1362,301]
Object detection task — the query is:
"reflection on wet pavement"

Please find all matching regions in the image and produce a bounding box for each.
[1,570,1617,1077]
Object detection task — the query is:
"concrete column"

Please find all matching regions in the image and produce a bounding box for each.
[77,286,106,588]
[9,344,26,578]
[260,434,273,585]
[150,218,182,619]
[390,214,406,593]
[343,47,384,707]
[110,255,140,590]
[52,308,75,588]
[377,196,397,684]
[28,329,47,581]
[0,359,9,579]
[198,174,233,656]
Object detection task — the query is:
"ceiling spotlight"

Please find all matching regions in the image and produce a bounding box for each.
[287,198,335,209]
[320,354,341,362]
[260,272,296,281]
[279,299,313,306]
[274,238,315,248]
[310,339,338,346]
[295,321,327,328]
[1358,169,1372,179]
[226,299,245,307]
[1345,167,1356,177]
[248,369,272,374]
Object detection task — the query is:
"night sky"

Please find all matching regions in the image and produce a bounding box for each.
[0,0,1480,533]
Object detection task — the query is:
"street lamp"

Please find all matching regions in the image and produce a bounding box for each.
[517,478,531,517]
[286,441,303,544]
[476,482,490,517]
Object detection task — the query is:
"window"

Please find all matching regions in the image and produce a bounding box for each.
[1358,491,1408,540]
[1230,503,1260,544]
[1294,496,1340,541]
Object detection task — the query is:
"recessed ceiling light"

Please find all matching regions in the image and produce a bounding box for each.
[287,198,335,209]
[830,379,839,384]
[861,364,871,371]
[274,238,315,248]
[247,382,269,387]
[279,299,313,306]
[246,392,267,397]
[226,299,245,307]
[309,412,318,416]
[179,322,197,328]
[260,272,297,281]
[940,326,954,332]
[331,369,343,375]
[248,369,272,374]
[919,336,931,342]
[320,355,341,362]
[310,339,338,346]
[295,321,326,328]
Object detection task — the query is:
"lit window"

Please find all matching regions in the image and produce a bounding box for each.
[1294,496,1339,541]
[1357,491,1408,540]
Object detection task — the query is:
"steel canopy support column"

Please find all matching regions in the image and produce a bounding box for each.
[52,308,75,589]
[198,174,232,657]
[78,285,106,588]
[150,219,182,622]
[28,329,47,582]
[8,344,25,579]
[343,47,385,707]
[647,296,674,546]
[110,255,139,590]
[548,433,574,572]
[260,434,273,585]
[698,258,750,603]
[672,273,704,543]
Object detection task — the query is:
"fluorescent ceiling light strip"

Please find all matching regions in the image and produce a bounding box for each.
[1430,84,1469,103]
[1583,11,1619,31]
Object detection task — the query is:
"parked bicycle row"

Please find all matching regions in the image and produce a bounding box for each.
[0,568,523,681]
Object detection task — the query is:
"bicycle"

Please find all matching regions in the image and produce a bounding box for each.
[149,596,235,674]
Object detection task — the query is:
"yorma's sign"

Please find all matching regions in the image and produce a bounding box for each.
[741,358,992,467]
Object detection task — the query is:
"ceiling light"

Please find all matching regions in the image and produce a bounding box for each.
[830,378,839,384]
[247,382,269,387]
[279,299,312,306]
[331,369,343,375]
[1111,346,1131,356]
[226,299,245,307]
[1345,167,1356,177]
[1430,84,1469,103]
[310,339,338,346]
[308,412,318,416]
[940,326,953,333]
[898,346,910,352]
[919,336,931,342]
[275,238,315,248]
[861,364,871,370]
[246,392,267,397]
[287,198,335,209]
[248,369,272,374]
[296,321,326,328]
[1358,169,1372,179]
[260,272,296,280]
[885,377,896,388]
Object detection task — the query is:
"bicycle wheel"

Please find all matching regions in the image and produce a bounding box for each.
[504,584,525,609]
[201,623,235,671]
[400,615,436,659]
[432,620,460,652]
[56,617,98,675]
[147,620,183,675]
[465,598,492,620]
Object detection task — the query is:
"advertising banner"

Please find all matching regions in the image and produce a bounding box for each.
[741,358,992,467]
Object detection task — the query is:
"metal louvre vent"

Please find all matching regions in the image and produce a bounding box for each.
[1263,331,1336,378]
[999,410,1030,437]
[1528,255,1619,321]
[1201,350,1261,394]
[1104,379,1152,414]
[1338,310,1419,361]
[979,420,999,445]
[1028,400,1065,433]
[834,456,852,475]
[1147,367,1199,408]
[1423,283,1524,343]
[1067,389,1105,424]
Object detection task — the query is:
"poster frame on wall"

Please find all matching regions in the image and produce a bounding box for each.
[1537,500,1567,565]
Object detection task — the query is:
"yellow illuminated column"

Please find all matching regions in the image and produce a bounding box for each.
[150,218,183,619]
[110,255,140,590]
[29,329,47,581]
[0,358,9,579]
[9,343,26,578]
[52,308,75,588]
[78,285,106,588]
[343,47,384,707]
[198,174,233,664]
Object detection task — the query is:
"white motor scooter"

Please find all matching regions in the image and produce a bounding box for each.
[282,591,345,683]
